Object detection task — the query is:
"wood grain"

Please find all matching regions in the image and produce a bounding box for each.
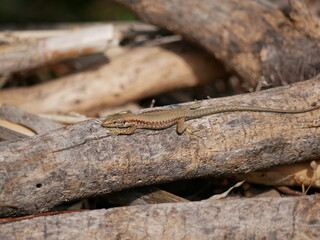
[115,0,320,88]
[0,43,226,115]
[0,77,319,217]
[0,195,319,239]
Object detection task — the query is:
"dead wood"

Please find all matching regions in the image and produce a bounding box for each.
[0,126,27,141]
[0,209,89,225]
[0,104,62,134]
[237,160,320,189]
[104,186,189,206]
[114,0,320,88]
[289,0,320,39]
[276,186,305,196]
[0,77,319,217]
[0,22,158,46]
[0,195,319,239]
[0,22,163,77]
[0,105,187,210]
[0,42,226,115]
[0,25,118,74]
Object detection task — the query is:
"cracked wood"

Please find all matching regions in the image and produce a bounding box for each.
[0,196,319,239]
[0,78,320,217]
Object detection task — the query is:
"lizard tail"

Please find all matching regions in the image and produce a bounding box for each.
[191,104,320,118]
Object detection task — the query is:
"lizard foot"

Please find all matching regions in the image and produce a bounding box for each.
[185,127,202,139]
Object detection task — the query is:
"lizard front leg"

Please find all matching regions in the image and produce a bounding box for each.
[108,125,137,135]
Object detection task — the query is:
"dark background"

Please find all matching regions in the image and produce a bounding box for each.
[0,0,135,24]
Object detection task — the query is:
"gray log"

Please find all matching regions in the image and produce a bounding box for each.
[0,195,319,240]
[1,77,319,217]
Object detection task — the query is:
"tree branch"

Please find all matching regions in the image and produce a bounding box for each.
[114,0,320,88]
[0,43,226,115]
[1,77,319,217]
[1,195,319,239]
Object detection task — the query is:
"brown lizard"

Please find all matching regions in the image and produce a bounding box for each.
[101,103,320,135]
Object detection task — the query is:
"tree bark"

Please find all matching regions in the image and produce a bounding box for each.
[0,106,189,209]
[1,77,319,217]
[0,195,319,239]
[114,0,320,89]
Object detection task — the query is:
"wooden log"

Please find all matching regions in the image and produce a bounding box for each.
[0,43,226,115]
[0,195,319,239]
[114,0,320,88]
[0,77,319,217]
[0,126,27,141]
[0,104,62,134]
[0,105,187,209]
[0,25,118,74]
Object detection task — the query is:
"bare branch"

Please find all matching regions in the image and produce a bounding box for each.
[0,196,319,239]
[0,77,319,217]
[0,43,226,115]
[0,25,118,74]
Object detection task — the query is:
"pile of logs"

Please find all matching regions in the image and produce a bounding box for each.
[0,0,319,239]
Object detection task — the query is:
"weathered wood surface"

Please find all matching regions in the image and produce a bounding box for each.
[0,104,62,134]
[0,22,166,76]
[0,107,188,208]
[0,78,319,217]
[0,126,27,141]
[289,0,320,39]
[0,25,118,75]
[114,0,320,88]
[1,195,319,240]
[0,43,226,115]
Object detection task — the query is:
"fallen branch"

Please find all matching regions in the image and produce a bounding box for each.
[0,77,319,217]
[0,104,62,134]
[0,25,118,74]
[114,0,320,88]
[0,105,188,212]
[0,195,319,239]
[0,126,27,141]
[0,43,226,115]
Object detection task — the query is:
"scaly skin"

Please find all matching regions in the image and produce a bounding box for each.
[101,103,320,135]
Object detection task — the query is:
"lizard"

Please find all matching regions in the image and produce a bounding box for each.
[101,103,320,135]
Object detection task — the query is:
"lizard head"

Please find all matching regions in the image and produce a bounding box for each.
[101,111,131,128]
